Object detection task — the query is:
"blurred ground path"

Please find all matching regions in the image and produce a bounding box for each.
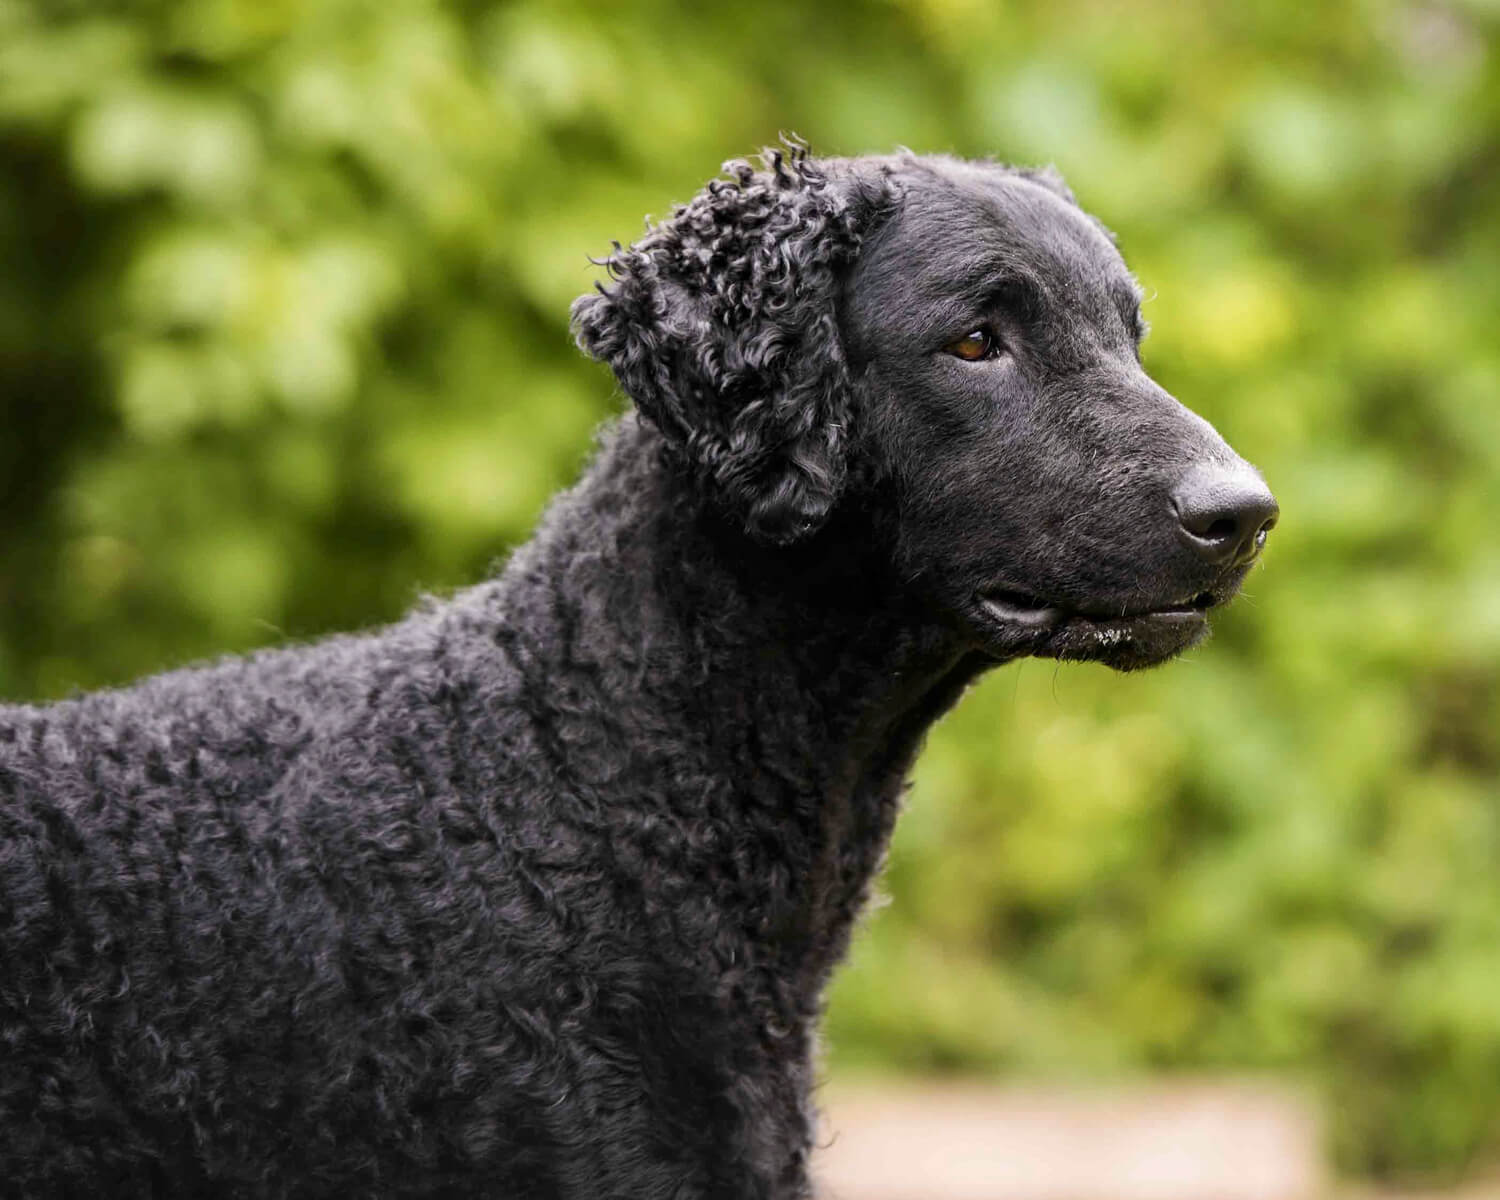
[813,1079,1326,1200]
[813,1081,1500,1200]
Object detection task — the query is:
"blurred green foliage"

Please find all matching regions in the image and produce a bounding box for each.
[2,0,1498,1180]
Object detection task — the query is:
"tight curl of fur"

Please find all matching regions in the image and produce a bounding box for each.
[572,144,894,545]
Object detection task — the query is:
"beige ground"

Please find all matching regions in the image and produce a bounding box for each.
[812,1080,1499,1200]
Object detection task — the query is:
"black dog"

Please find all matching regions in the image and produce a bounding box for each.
[0,147,1276,1198]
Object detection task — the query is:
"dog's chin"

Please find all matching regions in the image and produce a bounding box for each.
[969,588,1217,671]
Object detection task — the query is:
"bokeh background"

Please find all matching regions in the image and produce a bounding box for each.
[2,0,1498,1185]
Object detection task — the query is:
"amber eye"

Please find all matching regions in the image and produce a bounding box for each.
[945,329,1001,362]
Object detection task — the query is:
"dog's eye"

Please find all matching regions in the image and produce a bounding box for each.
[945,329,1002,362]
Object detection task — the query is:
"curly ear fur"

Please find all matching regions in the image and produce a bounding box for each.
[572,145,892,545]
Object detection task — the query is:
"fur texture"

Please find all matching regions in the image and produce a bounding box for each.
[0,146,1274,1198]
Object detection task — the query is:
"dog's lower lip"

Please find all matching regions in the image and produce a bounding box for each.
[977,589,1219,626]
[978,590,1064,628]
[1072,607,1208,629]
[1134,608,1207,624]
[1145,592,1218,619]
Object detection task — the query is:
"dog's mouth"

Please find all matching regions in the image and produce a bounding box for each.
[977,586,1220,627]
[972,586,1223,669]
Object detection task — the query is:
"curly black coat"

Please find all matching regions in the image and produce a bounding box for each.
[0,147,1276,1198]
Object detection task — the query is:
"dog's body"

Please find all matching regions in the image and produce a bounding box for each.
[0,150,1275,1198]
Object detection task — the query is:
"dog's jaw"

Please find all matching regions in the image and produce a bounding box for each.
[969,591,1215,670]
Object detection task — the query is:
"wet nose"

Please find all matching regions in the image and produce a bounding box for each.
[1173,468,1279,566]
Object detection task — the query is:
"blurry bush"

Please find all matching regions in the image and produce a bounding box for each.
[1,0,1497,1181]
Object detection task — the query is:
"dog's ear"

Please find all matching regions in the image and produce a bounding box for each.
[572,146,892,546]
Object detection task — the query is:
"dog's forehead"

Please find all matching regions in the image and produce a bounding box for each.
[872,159,1140,319]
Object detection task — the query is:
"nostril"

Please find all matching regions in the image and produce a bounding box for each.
[1173,469,1279,565]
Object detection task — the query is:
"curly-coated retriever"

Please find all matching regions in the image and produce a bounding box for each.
[0,147,1276,1198]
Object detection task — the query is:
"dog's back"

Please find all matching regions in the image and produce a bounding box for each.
[0,610,534,1193]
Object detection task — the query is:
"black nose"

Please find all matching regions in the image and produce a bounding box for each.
[1173,469,1279,566]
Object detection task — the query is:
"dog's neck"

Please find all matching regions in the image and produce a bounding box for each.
[483,416,991,998]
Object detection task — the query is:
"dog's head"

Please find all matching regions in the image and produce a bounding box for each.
[573,147,1277,671]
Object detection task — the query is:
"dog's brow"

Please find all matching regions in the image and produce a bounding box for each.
[946,259,1047,319]
[986,273,1047,323]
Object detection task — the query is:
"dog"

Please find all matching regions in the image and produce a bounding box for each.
[0,146,1276,1198]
